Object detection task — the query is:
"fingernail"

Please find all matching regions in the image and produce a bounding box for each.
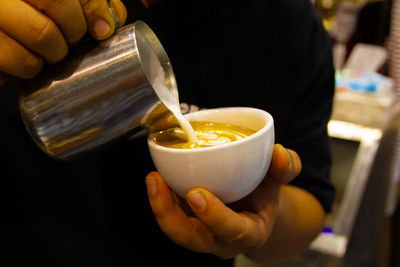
[276,143,285,152]
[146,175,158,197]
[93,18,111,38]
[277,144,290,164]
[188,191,207,211]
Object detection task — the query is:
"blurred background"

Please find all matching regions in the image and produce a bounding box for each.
[236,0,400,266]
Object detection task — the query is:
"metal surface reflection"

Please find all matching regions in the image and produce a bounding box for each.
[19,21,177,160]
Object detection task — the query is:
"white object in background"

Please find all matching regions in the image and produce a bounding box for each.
[344,43,388,73]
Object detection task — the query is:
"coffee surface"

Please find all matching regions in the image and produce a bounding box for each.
[152,121,256,149]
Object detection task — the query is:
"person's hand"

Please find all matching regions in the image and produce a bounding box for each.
[145,144,302,259]
[0,0,127,87]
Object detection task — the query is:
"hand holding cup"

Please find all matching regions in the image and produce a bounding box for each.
[145,142,302,259]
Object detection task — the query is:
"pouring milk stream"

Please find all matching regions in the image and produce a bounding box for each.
[144,30,199,144]
[146,41,253,148]
[151,66,199,144]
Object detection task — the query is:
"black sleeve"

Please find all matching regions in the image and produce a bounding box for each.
[284,49,336,213]
[274,1,336,213]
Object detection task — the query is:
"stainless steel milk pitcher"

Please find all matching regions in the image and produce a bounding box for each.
[19,21,178,160]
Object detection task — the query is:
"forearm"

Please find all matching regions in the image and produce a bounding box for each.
[245,184,325,263]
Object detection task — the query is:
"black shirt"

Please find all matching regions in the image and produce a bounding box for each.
[0,0,335,266]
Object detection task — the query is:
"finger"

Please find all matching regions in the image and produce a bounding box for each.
[80,0,127,40]
[24,0,87,44]
[269,144,302,184]
[0,0,68,63]
[0,31,43,79]
[186,188,266,250]
[110,0,127,26]
[145,172,215,252]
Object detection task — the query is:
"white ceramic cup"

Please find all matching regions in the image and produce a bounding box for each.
[147,107,275,203]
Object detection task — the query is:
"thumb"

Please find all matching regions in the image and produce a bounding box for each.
[80,0,127,40]
[269,144,302,185]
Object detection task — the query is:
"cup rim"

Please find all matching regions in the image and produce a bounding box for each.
[147,107,273,153]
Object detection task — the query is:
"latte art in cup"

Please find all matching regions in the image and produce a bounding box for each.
[147,107,275,203]
[152,121,256,149]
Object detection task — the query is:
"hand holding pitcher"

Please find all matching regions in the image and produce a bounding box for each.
[0,0,127,84]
